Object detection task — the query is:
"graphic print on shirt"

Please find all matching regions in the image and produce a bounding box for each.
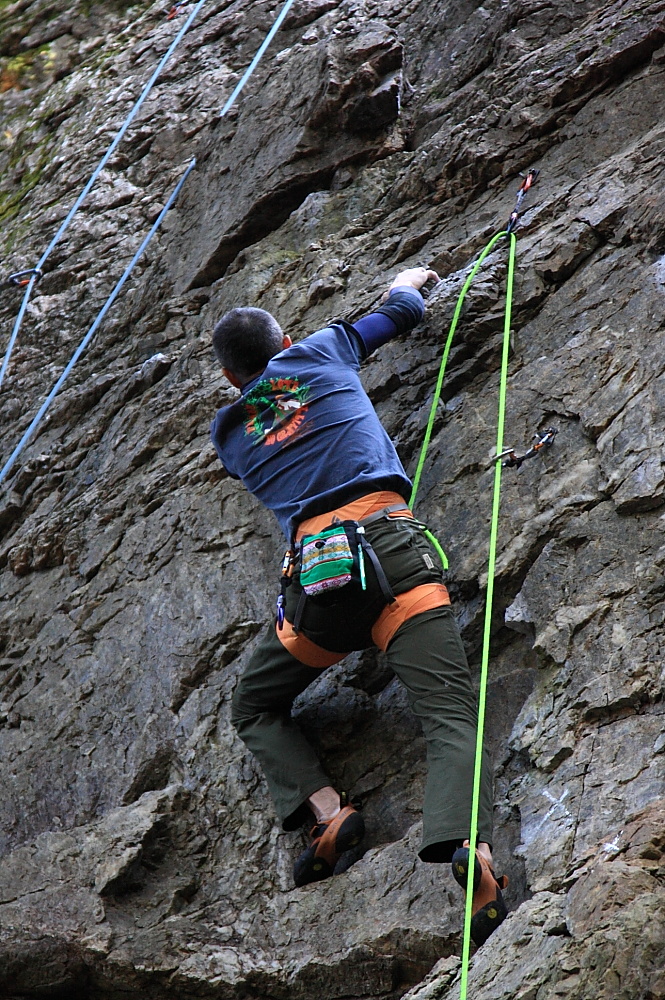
[243,376,311,446]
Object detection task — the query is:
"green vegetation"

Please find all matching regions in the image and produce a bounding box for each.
[0,123,53,227]
[0,43,54,92]
[0,158,47,225]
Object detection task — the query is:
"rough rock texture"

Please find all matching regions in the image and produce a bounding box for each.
[0,0,664,997]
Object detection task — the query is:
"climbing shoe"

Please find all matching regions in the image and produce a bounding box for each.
[294,802,365,887]
[451,845,509,946]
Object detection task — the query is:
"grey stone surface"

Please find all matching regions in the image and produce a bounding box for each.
[0,0,664,996]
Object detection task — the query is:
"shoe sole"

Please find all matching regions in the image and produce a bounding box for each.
[294,810,365,887]
[470,897,508,946]
[451,846,507,946]
[452,847,482,892]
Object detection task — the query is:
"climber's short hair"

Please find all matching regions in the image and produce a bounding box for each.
[212,307,284,383]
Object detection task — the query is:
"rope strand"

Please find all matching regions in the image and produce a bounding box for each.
[408,230,517,999]
[1,0,299,392]
[1,0,301,486]
[459,231,515,1000]
[0,159,196,488]
[220,0,297,116]
[409,231,509,508]
[0,0,209,391]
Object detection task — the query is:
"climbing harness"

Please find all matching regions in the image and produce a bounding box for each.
[289,516,396,634]
[276,501,428,637]
[408,170,545,1000]
[497,426,558,468]
[0,0,298,486]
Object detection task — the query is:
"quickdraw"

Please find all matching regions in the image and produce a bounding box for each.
[167,2,189,19]
[497,426,558,469]
[7,268,43,288]
[506,168,540,233]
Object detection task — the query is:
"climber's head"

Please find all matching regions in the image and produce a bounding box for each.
[212,307,292,388]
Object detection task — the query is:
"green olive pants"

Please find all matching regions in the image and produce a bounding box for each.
[231,517,493,862]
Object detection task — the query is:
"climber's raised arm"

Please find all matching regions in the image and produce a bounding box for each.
[352,266,440,357]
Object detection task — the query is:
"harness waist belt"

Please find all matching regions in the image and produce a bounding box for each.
[295,491,412,541]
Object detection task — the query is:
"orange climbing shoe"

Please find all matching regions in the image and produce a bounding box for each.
[294,804,365,887]
[451,845,509,946]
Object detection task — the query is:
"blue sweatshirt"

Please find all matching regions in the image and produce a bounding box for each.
[210,288,424,540]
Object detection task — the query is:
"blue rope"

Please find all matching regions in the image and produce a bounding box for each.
[1,0,299,484]
[0,0,208,391]
[0,159,196,488]
[220,0,297,117]
[1,272,41,391]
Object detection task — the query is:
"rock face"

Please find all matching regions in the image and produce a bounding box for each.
[0,0,664,997]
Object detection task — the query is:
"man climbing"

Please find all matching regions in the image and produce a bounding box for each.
[210,267,508,945]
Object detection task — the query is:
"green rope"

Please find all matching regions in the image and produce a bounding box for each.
[459,230,516,999]
[408,230,509,509]
[407,229,517,999]
[423,528,449,571]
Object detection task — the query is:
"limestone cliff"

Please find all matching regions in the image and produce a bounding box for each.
[0,0,664,997]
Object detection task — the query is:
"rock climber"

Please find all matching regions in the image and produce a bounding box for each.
[210,267,508,945]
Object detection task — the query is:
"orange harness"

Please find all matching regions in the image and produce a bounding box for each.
[276,492,450,667]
